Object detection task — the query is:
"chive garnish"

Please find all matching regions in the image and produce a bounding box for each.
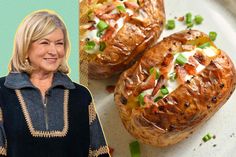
[154,96,163,102]
[117,5,126,12]
[129,141,141,157]
[194,15,204,24]
[166,19,175,30]
[99,42,106,51]
[176,53,187,65]
[160,86,169,95]
[97,31,103,37]
[138,93,145,106]
[185,12,192,24]
[198,42,211,49]
[85,41,96,50]
[202,133,212,142]
[187,22,194,28]
[97,20,109,32]
[209,32,217,41]
[149,67,160,79]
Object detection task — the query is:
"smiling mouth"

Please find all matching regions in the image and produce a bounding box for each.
[44,58,57,63]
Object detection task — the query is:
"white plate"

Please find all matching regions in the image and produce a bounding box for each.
[88,0,236,156]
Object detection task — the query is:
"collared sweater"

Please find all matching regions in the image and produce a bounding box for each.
[0,72,110,157]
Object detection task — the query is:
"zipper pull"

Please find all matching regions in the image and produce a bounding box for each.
[44,95,49,130]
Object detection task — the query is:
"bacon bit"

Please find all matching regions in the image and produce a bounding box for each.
[80,23,94,30]
[106,85,116,93]
[175,65,187,84]
[152,106,159,114]
[108,146,114,156]
[140,72,156,91]
[94,4,116,17]
[178,16,184,22]
[151,104,166,114]
[194,50,206,65]
[108,20,117,28]
[134,71,156,96]
[184,63,196,75]
[124,2,140,10]
[124,14,131,22]
[101,26,116,41]
[152,75,165,96]
[161,53,174,67]
[160,54,174,78]
[130,15,147,26]
[208,62,223,80]
[143,95,155,107]
[99,13,121,21]
[188,56,199,67]
[114,23,118,29]
[80,20,96,30]
[87,25,96,31]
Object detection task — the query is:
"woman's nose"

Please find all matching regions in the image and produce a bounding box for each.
[48,43,57,55]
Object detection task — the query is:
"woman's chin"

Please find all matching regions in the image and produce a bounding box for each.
[32,66,59,74]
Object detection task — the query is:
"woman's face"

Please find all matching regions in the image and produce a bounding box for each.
[27,28,65,74]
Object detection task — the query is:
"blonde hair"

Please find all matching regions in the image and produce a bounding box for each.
[9,10,70,74]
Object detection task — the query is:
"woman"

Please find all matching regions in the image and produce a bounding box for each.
[0,10,110,157]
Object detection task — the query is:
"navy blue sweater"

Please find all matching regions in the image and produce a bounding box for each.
[0,72,110,157]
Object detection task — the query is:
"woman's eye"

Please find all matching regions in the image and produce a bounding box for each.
[40,42,49,45]
[56,42,64,45]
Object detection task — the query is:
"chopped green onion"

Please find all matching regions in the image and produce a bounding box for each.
[129,141,141,157]
[99,42,106,51]
[209,32,217,41]
[85,41,96,50]
[194,15,204,24]
[96,31,103,37]
[160,86,169,95]
[185,12,192,24]
[169,72,177,81]
[138,93,145,106]
[154,96,163,102]
[202,133,212,142]
[149,67,160,79]
[176,53,187,65]
[198,42,211,49]
[97,20,109,32]
[187,22,194,28]
[166,20,175,30]
[117,5,126,12]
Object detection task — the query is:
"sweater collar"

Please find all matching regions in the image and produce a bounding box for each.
[4,72,75,89]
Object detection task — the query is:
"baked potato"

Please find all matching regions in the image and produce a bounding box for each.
[114,30,236,147]
[80,0,165,79]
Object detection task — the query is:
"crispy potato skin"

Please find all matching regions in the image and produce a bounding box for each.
[114,30,236,147]
[80,0,165,79]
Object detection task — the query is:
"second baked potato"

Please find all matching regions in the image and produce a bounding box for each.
[114,30,236,147]
[80,0,165,79]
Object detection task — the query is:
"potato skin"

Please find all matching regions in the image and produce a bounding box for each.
[80,0,165,79]
[114,30,236,147]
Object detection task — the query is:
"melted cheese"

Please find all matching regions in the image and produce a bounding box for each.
[82,17,100,42]
[202,46,218,57]
[166,80,179,94]
[116,17,125,32]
